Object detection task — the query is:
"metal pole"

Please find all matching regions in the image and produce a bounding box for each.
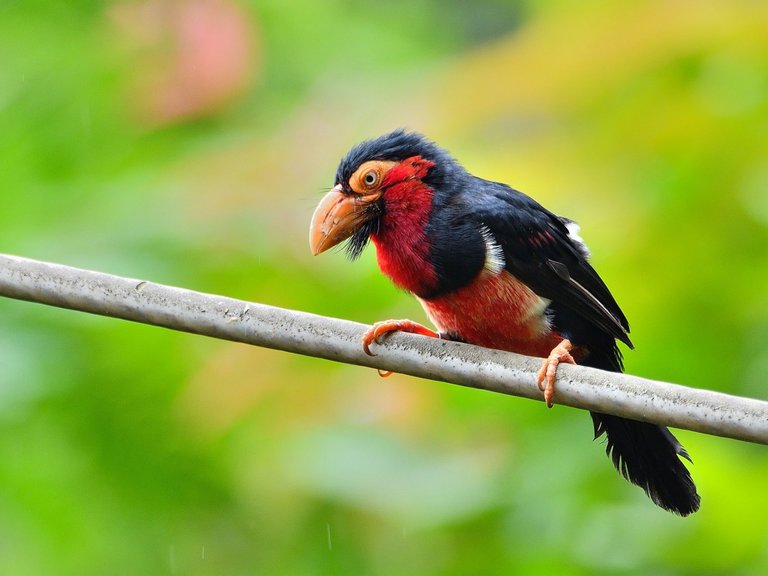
[0,253,765,444]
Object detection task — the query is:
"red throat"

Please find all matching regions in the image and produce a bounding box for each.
[370,156,438,296]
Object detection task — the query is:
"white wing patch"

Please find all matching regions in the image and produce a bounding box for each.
[564,219,590,257]
[480,226,506,274]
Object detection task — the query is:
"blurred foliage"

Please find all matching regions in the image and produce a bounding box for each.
[0,0,767,574]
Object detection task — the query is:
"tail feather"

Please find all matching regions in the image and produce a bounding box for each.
[548,304,699,514]
[592,412,700,516]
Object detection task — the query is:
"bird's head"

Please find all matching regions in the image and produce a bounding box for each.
[309,130,457,259]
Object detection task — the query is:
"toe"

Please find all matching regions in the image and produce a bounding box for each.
[362,329,378,356]
[536,361,548,391]
[544,384,555,409]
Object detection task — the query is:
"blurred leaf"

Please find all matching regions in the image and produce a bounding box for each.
[0,1,766,574]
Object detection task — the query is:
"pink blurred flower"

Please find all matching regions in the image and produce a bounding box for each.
[111,0,259,126]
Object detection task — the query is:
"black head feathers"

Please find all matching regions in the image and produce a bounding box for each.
[334,129,460,189]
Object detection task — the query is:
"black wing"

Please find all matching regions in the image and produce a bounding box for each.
[470,180,633,348]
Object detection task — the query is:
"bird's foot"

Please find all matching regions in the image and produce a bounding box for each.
[362,319,439,355]
[536,339,575,409]
[362,319,439,376]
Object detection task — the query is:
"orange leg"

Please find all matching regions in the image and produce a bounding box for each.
[536,339,575,408]
[362,319,440,364]
[363,319,440,377]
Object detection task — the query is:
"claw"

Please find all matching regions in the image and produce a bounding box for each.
[361,320,439,379]
[536,339,575,408]
[362,319,439,356]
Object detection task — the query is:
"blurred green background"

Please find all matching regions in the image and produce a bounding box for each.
[1,0,767,574]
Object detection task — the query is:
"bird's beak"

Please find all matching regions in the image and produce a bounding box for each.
[309,184,379,255]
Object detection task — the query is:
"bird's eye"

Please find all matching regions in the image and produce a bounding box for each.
[349,160,395,195]
[363,170,378,187]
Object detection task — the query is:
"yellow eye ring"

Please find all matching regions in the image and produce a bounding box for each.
[348,160,397,195]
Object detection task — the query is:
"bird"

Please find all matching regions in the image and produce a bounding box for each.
[308,129,700,515]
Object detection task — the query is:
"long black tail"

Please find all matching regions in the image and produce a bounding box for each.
[550,305,700,514]
[590,412,700,515]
